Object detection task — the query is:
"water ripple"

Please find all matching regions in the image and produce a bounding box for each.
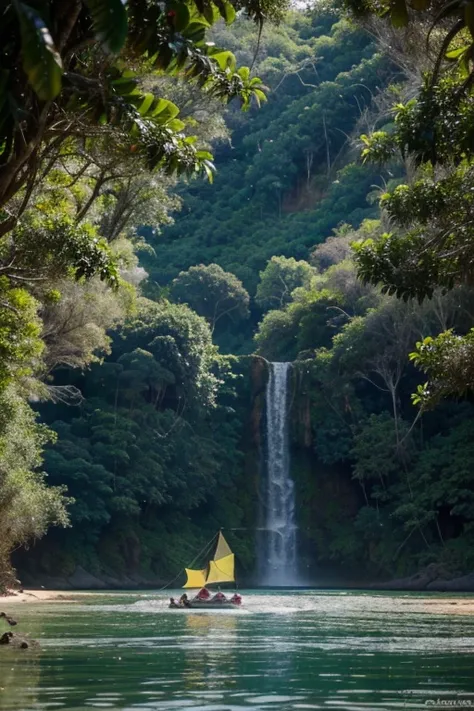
[2,591,474,711]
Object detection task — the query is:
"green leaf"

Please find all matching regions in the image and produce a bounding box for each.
[238,66,250,81]
[202,160,215,183]
[210,51,236,71]
[83,0,128,53]
[182,20,208,43]
[15,2,63,100]
[253,88,267,106]
[167,1,191,31]
[214,0,236,24]
[152,98,180,121]
[203,3,219,24]
[111,76,139,96]
[391,0,409,28]
[196,150,213,160]
[167,118,186,131]
[445,45,469,60]
[137,93,155,115]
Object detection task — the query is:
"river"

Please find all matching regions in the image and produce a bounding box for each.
[1,590,474,711]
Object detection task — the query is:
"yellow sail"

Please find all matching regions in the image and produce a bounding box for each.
[206,554,235,584]
[183,532,235,588]
[183,568,207,588]
[214,531,232,560]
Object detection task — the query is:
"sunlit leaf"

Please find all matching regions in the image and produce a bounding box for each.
[238,66,250,81]
[445,45,469,59]
[210,50,236,71]
[15,2,63,100]
[167,118,186,131]
[152,98,180,121]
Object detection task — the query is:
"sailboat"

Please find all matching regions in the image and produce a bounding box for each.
[170,531,242,609]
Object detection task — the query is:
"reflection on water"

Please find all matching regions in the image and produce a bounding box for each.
[0,649,41,711]
[182,614,238,693]
[1,591,474,710]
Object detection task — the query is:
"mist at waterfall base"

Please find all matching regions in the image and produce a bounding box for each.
[259,361,303,587]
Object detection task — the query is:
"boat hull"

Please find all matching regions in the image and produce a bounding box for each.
[169,600,241,609]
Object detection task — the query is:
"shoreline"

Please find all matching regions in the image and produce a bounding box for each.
[1,589,474,615]
[0,590,100,604]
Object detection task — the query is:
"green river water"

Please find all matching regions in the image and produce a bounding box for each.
[1,590,474,711]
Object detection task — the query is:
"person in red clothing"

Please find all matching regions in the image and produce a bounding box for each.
[196,587,211,600]
[212,587,227,602]
[230,593,242,606]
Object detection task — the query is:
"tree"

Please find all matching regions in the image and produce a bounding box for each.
[254,308,299,360]
[141,15,389,307]
[351,412,413,492]
[312,221,378,271]
[170,263,250,332]
[0,0,277,238]
[120,298,220,409]
[0,386,69,591]
[31,296,254,581]
[343,0,474,302]
[342,0,474,406]
[401,420,474,548]
[353,164,474,302]
[410,330,474,409]
[40,278,134,377]
[256,255,315,310]
[345,0,474,88]
[0,0,284,585]
[5,214,118,287]
[254,250,380,360]
[311,225,353,271]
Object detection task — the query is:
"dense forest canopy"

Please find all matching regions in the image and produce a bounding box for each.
[3,0,474,589]
[141,11,395,298]
[0,0,286,589]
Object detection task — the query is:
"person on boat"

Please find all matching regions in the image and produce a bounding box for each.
[179,593,192,608]
[196,587,211,600]
[169,597,180,608]
[212,586,227,602]
[230,593,242,606]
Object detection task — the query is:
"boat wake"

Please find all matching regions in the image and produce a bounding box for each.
[65,589,474,620]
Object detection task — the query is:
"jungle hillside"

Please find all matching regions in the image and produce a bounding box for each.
[2,0,474,592]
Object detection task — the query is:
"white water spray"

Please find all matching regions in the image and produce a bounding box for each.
[260,361,298,586]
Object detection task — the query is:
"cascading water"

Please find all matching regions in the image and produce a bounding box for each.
[260,361,298,586]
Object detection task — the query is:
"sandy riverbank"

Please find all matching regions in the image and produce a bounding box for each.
[0,590,99,604]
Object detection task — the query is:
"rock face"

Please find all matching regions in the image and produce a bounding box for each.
[20,567,167,590]
[371,564,474,592]
[290,365,312,448]
[427,572,474,592]
[67,566,107,590]
[249,355,269,450]
[371,564,444,590]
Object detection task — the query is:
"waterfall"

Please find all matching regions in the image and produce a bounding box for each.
[260,361,298,586]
